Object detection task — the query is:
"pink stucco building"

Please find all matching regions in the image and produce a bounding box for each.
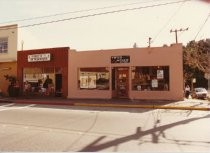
[68,43,184,101]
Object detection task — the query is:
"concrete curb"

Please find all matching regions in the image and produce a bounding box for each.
[1,99,210,111]
[0,99,73,106]
[13,100,74,106]
[0,99,13,103]
[74,103,210,111]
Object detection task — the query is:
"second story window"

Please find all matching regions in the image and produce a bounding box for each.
[0,37,8,53]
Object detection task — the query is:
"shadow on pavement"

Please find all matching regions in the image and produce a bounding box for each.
[77,114,210,152]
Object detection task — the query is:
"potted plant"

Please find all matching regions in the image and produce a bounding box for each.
[4,75,19,97]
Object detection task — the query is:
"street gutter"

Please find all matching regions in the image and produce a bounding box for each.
[74,103,210,111]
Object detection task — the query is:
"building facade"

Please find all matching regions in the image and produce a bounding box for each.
[17,47,69,97]
[0,24,17,62]
[0,62,17,95]
[68,44,184,100]
[0,24,18,95]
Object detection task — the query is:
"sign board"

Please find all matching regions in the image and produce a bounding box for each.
[111,56,130,64]
[80,75,96,89]
[157,70,164,79]
[152,79,158,88]
[28,53,51,62]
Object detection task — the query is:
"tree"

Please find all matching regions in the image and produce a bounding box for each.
[4,74,16,85]
[4,74,19,97]
[183,39,210,87]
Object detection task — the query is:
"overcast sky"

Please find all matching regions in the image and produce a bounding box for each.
[0,0,210,51]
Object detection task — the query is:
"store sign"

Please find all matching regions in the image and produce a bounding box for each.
[28,53,51,62]
[111,56,130,63]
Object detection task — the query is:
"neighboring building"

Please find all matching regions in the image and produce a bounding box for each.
[17,47,69,97]
[15,42,183,100]
[0,24,18,95]
[0,62,17,96]
[68,44,184,101]
[0,24,184,100]
[0,24,18,62]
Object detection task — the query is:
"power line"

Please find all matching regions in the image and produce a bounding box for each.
[194,12,210,40]
[0,0,191,31]
[152,0,187,44]
[0,0,172,25]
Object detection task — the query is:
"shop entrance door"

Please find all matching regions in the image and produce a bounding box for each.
[55,74,62,96]
[116,67,129,98]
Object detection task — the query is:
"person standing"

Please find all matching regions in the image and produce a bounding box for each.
[43,75,53,95]
[185,85,191,98]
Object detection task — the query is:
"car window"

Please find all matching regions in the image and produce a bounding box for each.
[195,88,206,92]
[195,89,200,92]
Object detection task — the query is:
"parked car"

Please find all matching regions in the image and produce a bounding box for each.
[191,87,208,99]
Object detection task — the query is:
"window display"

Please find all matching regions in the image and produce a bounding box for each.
[79,67,109,90]
[132,66,169,91]
[23,67,59,96]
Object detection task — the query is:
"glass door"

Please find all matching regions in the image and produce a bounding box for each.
[116,67,129,98]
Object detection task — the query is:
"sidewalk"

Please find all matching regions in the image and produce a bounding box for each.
[0,96,210,111]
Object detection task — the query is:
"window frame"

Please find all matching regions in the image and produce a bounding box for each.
[131,66,170,91]
[78,67,110,90]
[0,37,8,53]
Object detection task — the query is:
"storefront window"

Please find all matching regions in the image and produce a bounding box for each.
[23,67,55,96]
[79,67,109,90]
[132,66,169,91]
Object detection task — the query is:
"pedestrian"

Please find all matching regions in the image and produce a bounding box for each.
[43,75,53,95]
[185,85,190,98]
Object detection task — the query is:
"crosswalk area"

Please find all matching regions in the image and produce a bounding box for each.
[0,103,35,112]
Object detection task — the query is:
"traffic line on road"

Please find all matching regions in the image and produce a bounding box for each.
[0,103,15,107]
[73,103,210,111]
[0,104,36,112]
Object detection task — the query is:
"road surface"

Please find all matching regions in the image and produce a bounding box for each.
[0,102,210,152]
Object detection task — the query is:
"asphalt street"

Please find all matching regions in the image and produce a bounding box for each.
[0,102,210,152]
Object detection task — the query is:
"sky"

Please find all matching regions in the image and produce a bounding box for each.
[0,0,210,51]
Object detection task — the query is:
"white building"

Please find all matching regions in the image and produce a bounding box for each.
[0,24,18,62]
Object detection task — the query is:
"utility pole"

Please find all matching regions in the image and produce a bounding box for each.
[170,28,188,44]
[148,37,152,47]
[133,42,137,48]
[21,40,24,51]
